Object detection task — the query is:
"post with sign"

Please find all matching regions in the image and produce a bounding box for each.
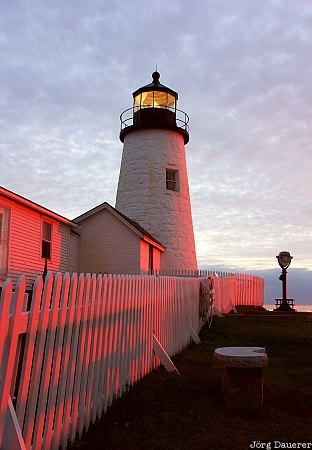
[274,251,295,311]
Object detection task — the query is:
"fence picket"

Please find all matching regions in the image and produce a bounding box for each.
[23,272,54,449]
[0,279,13,449]
[119,275,131,391]
[38,273,69,449]
[15,277,43,427]
[90,275,105,424]
[49,274,78,449]
[0,276,25,448]
[85,274,103,427]
[110,275,123,397]
[96,275,110,417]
[80,273,97,433]
[74,273,91,438]
[65,273,85,445]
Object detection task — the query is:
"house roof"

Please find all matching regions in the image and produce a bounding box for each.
[0,186,77,227]
[0,186,164,251]
[73,202,165,251]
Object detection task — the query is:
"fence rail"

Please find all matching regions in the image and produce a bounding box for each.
[150,269,234,278]
[0,271,263,450]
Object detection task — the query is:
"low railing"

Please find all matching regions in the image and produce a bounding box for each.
[275,298,295,308]
[120,106,189,133]
[150,269,234,278]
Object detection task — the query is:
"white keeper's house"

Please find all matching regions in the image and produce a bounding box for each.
[0,186,77,287]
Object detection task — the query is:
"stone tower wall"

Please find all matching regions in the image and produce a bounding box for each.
[115,128,197,270]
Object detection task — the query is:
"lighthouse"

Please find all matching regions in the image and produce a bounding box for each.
[115,71,197,271]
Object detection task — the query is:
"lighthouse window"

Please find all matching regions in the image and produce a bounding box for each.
[166,169,179,192]
[134,91,176,111]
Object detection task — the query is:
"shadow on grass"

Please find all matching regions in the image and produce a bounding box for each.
[70,315,312,450]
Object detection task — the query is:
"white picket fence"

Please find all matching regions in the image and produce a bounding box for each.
[0,271,263,450]
[210,273,264,314]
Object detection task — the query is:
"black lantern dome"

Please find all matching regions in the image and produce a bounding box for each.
[120,71,189,144]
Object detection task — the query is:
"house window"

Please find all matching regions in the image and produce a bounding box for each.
[148,244,154,272]
[0,213,2,241]
[0,206,10,274]
[41,221,52,260]
[166,169,179,191]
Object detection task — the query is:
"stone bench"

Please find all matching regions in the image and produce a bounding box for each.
[214,347,268,412]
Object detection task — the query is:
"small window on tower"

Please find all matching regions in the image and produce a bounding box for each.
[166,169,179,192]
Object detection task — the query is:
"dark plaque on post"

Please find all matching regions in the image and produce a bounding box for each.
[274,251,295,311]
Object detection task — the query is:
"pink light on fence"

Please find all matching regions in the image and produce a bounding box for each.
[0,270,263,450]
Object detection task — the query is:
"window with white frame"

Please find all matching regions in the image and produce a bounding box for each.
[148,244,154,272]
[166,169,179,192]
[41,221,52,260]
[0,206,10,274]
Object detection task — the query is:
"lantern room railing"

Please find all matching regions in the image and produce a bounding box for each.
[120,106,190,134]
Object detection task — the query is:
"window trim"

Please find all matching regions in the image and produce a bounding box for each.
[0,205,10,274]
[41,220,52,260]
[148,244,154,272]
[166,168,179,192]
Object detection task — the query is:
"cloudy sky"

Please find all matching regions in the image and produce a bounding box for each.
[1,0,311,303]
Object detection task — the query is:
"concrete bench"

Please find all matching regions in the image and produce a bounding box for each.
[214,347,268,412]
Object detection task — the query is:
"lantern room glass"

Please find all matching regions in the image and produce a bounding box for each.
[134,91,176,112]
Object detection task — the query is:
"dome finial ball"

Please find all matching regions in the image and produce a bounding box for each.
[152,71,160,83]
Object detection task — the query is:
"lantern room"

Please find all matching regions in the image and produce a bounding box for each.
[120,71,189,144]
[133,71,177,111]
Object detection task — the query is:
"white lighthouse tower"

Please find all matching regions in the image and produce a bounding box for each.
[115,71,197,271]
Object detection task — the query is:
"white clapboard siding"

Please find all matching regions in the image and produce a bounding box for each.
[0,194,72,287]
[77,208,140,275]
[0,270,263,450]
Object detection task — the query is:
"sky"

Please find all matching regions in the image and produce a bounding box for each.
[1,0,311,304]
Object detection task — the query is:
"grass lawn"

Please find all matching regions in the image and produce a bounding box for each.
[70,314,312,450]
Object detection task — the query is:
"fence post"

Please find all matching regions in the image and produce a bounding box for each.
[0,276,26,450]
